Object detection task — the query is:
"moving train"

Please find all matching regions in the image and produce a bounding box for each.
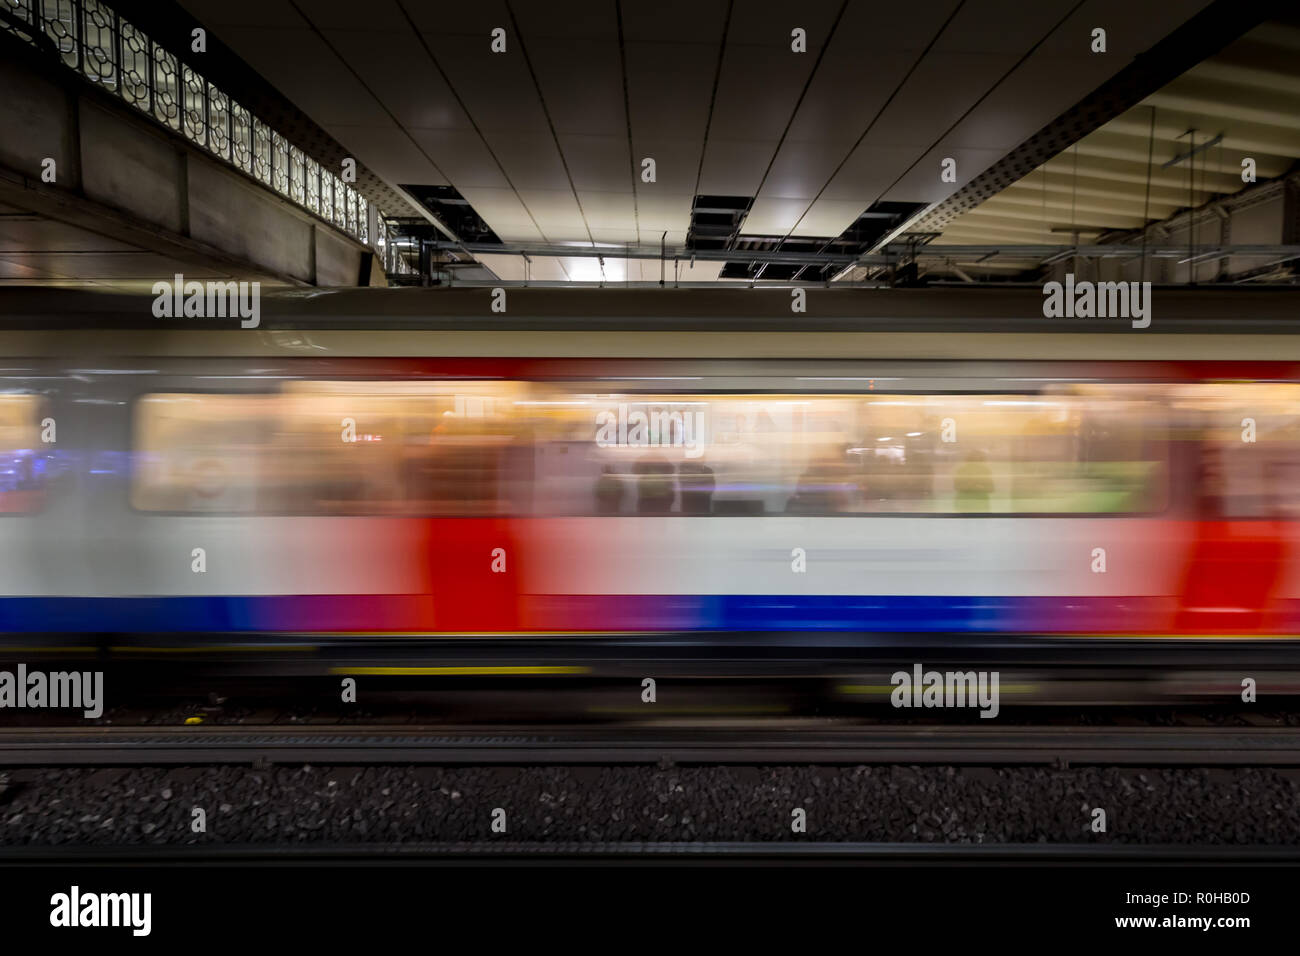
[2,287,1300,647]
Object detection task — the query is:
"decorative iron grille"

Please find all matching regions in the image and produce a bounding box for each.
[2,0,372,245]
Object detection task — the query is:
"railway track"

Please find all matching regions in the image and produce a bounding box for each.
[4,723,1300,766]
[2,841,1299,863]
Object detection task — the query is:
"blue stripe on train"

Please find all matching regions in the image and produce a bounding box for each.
[0,594,1169,634]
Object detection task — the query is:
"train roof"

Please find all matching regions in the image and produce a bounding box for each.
[1,285,1299,334]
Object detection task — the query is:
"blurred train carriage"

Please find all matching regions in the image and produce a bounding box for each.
[1,286,1300,644]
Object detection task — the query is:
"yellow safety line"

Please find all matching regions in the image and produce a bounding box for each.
[329,665,590,676]
[110,644,319,653]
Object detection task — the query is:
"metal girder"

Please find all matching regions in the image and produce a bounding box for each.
[430,240,860,267]
[435,240,1300,277]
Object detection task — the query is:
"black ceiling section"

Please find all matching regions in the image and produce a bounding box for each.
[716,201,928,281]
[686,196,755,251]
[836,201,929,249]
[398,185,502,246]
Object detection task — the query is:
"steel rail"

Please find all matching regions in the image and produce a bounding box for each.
[4,724,1300,766]
[0,841,1297,863]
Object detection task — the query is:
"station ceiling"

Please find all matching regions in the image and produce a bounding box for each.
[930,18,1300,254]
[179,0,1232,283]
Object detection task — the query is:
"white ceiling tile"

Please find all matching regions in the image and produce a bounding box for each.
[757,140,843,199]
[559,136,634,191]
[784,52,920,146]
[619,0,728,43]
[864,52,1016,149]
[297,0,410,30]
[635,194,694,232]
[697,140,775,196]
[321,29,474,130]
[709,46,821,141]
[180,0,303,27]
[790,199,871,237]
[724,0,844,47]
[407,129,510,188]
[494,222,546,243]
[323,124,446,185]
[208,27,384,126]
[880,145,1007,204]
[589,227,641,244]
[934,0,1079,54]
[628,139,705,193]
[421,37,550,134]
[483,134,573,190]
[740,197,810,235]
[579,192,638,229]
[527,39,627,136]
[518,190,589,232]
[510,0,620,40]
[624,43,717,138]
[819,145,919,201]
[473,253,526,280]
[456,187,536,227]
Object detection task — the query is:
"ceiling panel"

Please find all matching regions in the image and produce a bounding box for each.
[558,135,635,192]
[526,39,628,137]
[181,0,303,28]
[740,197,812,235]
[589,227,641,244]
[708,45,824,141]
[619,0,729,43]
[323,124,447,185]
[508,0,620,40]
[398,0,510,37]
[933,0,1078,54]
[406,129,508,189]
[319,29,474,131]
[635,194,693,234]
[696,140,776,196]
[818,145,918,200]
[628,138,705,194]
[419,38,550,135]
[783,52,921,146]
[880,145,1006,204]
[757,140,846,200]
[517,190,589,233]
[203,26,384,127]
[578,192,638,230]
[790,198,876,237]
[481,134,573,191]
[862,52,1019,149]
[624,44,719,140]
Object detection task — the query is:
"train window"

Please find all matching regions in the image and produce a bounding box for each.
[525,390,1167,516]
[1177,384,1300,519]
[132,393,278,512]
[132,382,530,515]
[275,381,528,515]
[130,384,1167,517]
[0,394,49,514]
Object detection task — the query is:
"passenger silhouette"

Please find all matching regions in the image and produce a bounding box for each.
[633,455,676,514]
[593,464,625,515]
[677,461,715,514]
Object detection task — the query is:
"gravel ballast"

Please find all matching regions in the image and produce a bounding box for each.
[2,764,1299,845]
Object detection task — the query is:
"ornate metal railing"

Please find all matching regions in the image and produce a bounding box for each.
[2,0,378,246]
